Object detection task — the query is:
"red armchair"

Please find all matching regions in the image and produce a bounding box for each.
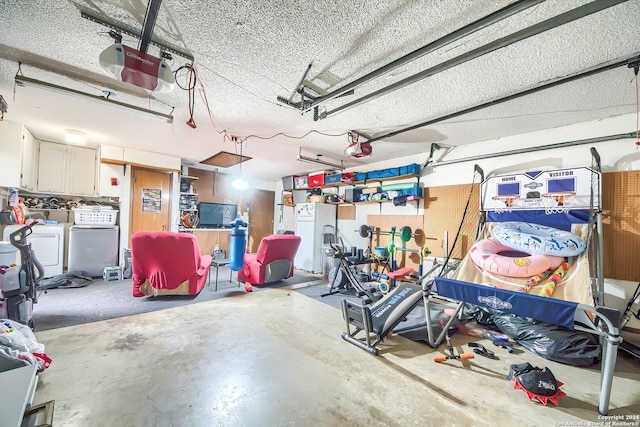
[238,234,301,292]
[131,231,212,297]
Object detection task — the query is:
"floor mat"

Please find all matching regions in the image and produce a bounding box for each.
[32,270,320,331]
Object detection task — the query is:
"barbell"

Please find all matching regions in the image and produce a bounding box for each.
[358,224,417,243]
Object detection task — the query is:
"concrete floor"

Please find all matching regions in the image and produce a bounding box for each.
[32,284,640,427]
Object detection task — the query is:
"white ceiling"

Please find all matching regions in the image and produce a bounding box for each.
[1,0,639,182]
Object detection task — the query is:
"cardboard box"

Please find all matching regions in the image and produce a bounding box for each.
[362,187,381,194]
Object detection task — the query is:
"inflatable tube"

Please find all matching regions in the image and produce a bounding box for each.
[469,238,564,278]
[493,222,586,257]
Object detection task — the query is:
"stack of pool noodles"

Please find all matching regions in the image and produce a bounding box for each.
[469,222,586,296]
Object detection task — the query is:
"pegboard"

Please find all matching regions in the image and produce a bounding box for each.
[602,171,640,281]
[422,183,480,259]
[366,214,425,273]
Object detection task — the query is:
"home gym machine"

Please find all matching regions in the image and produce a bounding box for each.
[322,238,380,304]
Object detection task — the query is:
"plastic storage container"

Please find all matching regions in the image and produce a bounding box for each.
[294,175,309,189]
[0,265,20,292]
[282,175,295,190]
[308,172,325,187]
[325,174,342,184]
[399,163,421,175]
[0,242,18,266]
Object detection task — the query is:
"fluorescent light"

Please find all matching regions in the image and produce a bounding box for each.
[65,131,86,145]
[231,178,248,190]
[297,148,344,170]
[14,75,173,124]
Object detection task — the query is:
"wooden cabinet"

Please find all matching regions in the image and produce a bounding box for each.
[36,141,96,195]
[191,229,231,255]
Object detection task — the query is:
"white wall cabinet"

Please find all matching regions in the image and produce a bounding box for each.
[36,141,67,193]
[0,120,37,190]
[36,141,97,196]
[20,128,38,191]
[67,145,97,195]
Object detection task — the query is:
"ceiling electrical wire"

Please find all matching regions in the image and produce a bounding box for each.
[189,62,351,147]
[175,63,198,128]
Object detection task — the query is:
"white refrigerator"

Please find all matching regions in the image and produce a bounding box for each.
[294,203,336,274]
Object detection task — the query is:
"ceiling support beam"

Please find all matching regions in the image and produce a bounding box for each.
[427,132,636,168]
[318,0,628,120]
[299,0,544,113]
[139,0,163,54]
[361,52,640,145]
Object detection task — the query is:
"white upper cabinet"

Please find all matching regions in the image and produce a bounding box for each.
[0,120,35,189]
[36,141,67,193]
[66,145,97,195]
[37,141,97,196]
[20,127,38,191]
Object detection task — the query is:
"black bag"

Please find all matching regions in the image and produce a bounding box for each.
[492,313,601,367]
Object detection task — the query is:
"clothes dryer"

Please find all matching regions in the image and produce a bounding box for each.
[3,224,65,278]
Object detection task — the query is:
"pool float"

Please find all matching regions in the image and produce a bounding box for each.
[493,222,586,257]
[469,238,564,278]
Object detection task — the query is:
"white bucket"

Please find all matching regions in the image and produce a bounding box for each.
[0,265,20,292]
[0,242,18,267]
[0,264,20,292]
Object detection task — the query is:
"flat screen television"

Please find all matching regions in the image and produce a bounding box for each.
[197,202,237,228]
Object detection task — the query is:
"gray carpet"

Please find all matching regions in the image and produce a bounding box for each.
[293,282,366,311]
[32,270,321,331]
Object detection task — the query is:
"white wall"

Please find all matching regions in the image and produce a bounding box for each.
[274,112,640,248]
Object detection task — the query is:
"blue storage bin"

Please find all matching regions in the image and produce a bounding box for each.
[325,173,342,184]
[355,172,367,182]
[399,163,421,176]
[367,168,400,179]
[403,187,423,197]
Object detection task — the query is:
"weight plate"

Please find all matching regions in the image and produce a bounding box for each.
[400,226,412,242]
[359,224,371,238]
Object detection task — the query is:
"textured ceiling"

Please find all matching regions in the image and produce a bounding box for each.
[0,0,639,182]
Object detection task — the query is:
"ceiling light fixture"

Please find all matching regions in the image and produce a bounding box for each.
[297,148,345,170]
[231,140,248,191]
[14,75,173,124]
[65,130,86,145]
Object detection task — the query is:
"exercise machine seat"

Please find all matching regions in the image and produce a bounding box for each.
[131,231,212,297]
[238,234,301,287]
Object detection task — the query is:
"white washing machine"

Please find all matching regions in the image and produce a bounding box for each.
[3,224,65,278]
